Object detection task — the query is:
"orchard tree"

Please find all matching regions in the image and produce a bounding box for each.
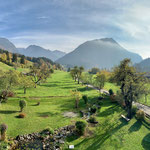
[20,55,25,64]
[81,73,93,88]
[12,53,18,62]
[29,63,51,88]
[0,70,20,90]
[19,73,34,94]
[71,90,82,108]
[94,72,106,92]
[19,100,27,112]
[113,59,148,119]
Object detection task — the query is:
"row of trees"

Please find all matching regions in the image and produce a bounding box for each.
[0,52,26,64]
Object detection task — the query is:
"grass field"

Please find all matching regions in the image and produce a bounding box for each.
[0,70,150,150]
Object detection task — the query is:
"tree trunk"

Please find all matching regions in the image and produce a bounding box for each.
[75,99,79,108]
[24,88,26,94]
[78,79,80,84]
[145,94,147,103]
[127,102,132,119]
[34,84,37,88]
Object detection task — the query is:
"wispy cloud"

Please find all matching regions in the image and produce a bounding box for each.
[0,0,150,58]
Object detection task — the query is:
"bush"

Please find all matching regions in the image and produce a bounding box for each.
[136,110,145,120]
[75,121,87,136]
[90,106,97,114]
[7,91,14,97]
[19,100,27,112]
[89,116,97,123]
[0,123,8,141]
[0,141,8,150]
[18,113,26,118]
[44,127,54,134]
[109,89,114,95]
[82,95,88,104]
[132,105,138,115]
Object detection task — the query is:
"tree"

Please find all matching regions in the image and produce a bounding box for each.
[75,121,87,136]
[94,73,106,92]
[29,63,51,88]
[70,66,84,84]
[0,123,8,141]
[1,53,7,62]
[19,100,27,112]
[19,73,34,94]
[71,90,82,108]
[20,55,25,64]
[80,73,93,88]
[6,51,11,62]
[12,53,17,62]
[0,70,20,90]
[113,59,148,119]
[89,67,100,74]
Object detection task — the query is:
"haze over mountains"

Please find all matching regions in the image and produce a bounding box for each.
[0,37,66,61]
[57,38,142,69]
[17,45,66,61]
[0,37,145,70]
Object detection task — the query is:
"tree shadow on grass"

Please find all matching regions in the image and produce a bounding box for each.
[97,105,120,117]
[128,120,142,133]
[142,133,150,150]
[0,110,18,114]
[37,112,59,118]
[77,87,94,92]
[75,118,128,150]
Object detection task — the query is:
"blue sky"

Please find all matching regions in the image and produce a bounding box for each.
[0,0,150,58]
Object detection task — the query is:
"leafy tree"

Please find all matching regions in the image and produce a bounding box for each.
[19,73,34,94]
[82,95,88,104]
[94,73,106,92]
[0,123,8,141]
[12,53,17,62]
[6,51,11,62]
[70,66,84,84]
[29,63,51,88]
[75,121,87,136]
[19,100,27,112]
[89,67,100,74]
[20,55,25,64]
[1,53,7,62]
[71,90,82,108]
[113,59,148,118]
[0,70,20,90]
[81,73,93,88]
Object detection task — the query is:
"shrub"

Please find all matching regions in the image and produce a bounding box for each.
[0,123,8,141]
[109,89,114,95]
[19,100,27,112]
[75,121,87,136]
[44,127,54,134]
[82,95,88,104]
[90,106,97,114]
[7,91,14,97]
[89,116,97,123]
[132,105,138,115]
[0,141,8,150]
[136,110,145,120]
[18,113,26,118]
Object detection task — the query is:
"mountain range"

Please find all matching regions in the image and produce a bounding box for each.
[56,38,142,70]
[0,37,66,61]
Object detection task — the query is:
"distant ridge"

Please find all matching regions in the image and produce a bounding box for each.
[56,38,142,69]
[0,37,18,53]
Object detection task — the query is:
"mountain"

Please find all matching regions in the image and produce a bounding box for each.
[56,38,142,70]
[0,37,18,53]
[134,58,150,72]
[17,45,66,61]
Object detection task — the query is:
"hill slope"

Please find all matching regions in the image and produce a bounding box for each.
[135,58,150,72]
[56,38,142,69]
[17,45,66,61]
[0,37,18,53]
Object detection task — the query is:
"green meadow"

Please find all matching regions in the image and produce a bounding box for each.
[0,70,150,150]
